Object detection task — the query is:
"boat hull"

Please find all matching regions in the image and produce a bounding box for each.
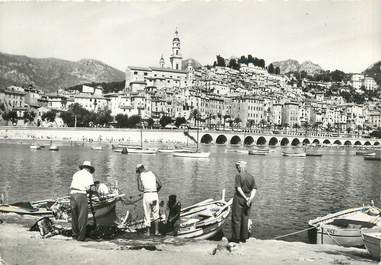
[362,231,381,260]
[173,152,210,158]
[282,152,306,157]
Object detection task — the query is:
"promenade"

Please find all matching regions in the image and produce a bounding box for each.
[0,126,379,147]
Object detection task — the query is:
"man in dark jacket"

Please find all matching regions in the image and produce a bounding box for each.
[231,160,257,243]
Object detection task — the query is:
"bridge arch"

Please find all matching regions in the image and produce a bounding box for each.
[256,136,267,145]
[364,141,371,146]
[354,141,361,146]
[333,140,342,145]
[280,138,289,146]
[244,136,255,146]
[200,134,213,144]
[302,139,310,145]
[374,141,380,146]
[312,139,320,145]
[216,135,227,145]
[291,138,300,146]
[230,135,242,145]
[269,137,278,146]
[344,140,352,146]
[323,139,331,145]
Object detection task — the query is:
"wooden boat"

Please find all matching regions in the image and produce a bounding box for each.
[173,151,210,158]
[0,192,124,221]
[126,148,157,154]
[361,230,381,260]
[282,152,306,157]
[30,144,41,150]
[248,150,268,156]
[91,146,103,150]
[356,151,374,156]
[120,190,232,239]
[308,205,381,247]
[363,152,376,157]
[306,153,323,157]
[364,157,381,161]
[49,145,59,151]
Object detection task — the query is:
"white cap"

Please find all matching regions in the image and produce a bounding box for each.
[235,160,247,166]
[136,164,144,170]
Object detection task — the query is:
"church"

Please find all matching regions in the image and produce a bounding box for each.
[125,30,194,93]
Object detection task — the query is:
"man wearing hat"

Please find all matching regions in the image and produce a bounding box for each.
[136,163,162,236]
[231,160,257,243]
[69,161,95,241]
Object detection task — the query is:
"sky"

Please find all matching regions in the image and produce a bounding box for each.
[0,1,380,73]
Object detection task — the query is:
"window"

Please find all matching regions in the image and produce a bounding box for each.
[176,50,178,55]
[134,71,138,75]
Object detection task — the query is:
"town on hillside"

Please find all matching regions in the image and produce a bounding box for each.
[0,30,380,138]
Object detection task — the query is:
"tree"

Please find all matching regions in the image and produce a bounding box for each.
[228,59,240,70]
[370,130,381,138]
[23,111,36,123]
[189,109,201,126]
[259,119,267,128]
[275,67,281,75]
[223,114,230,129]
[61,111,75,127]
[159,116,172,128]
[127,115,141,128]
[234,117,242,128]
[174,117,187,128]
[216,55,226,67]
[268,64,275,74]
[95,109,112,127]
[146,118,154,128]
[115,114,129,128]
[42,110,56,123]
[326,123,333,132]
[258,59,265,68]
[2,110,18,124]
[293,123,301,132]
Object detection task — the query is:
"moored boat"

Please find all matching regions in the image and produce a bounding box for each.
[282,152,306,157]
[248,150,268,155]
[306,153,323,157]
[172,151,210,158]
[49,145,59,151]
[91,146,103,150]
[225,149,248,154]
[361,230,381,260]
[120,190,232,239]
[127,148,157,154]
[364,157,381,161]
[308,205,381,247]
[30,144,41,150]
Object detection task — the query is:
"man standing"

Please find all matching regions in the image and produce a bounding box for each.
[231,160,257,243]
[136,164,162,236]
[70,161,95,241]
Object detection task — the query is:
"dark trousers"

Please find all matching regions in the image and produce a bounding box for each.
[231,194,251,242]
[70,193,88,241]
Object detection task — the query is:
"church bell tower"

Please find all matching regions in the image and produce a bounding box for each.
[169,29,182,70]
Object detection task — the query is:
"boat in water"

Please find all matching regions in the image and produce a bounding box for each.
[226,149,248,154]
[248,150,268,156]
[306,153,323,157]
[91,146,103,150]
[126,147,158,154]
[364,157,381,161]
[361,229,381,260]
[30,144,41,150]
[120,190,232,239]
[172,150,210,158]
[356,150,375,156]
[282,152,306,157]
[308,204,381,247]
[49,145,59,151]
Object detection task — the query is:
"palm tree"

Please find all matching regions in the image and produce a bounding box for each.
[189,109,200,127]
[217,113,222,130]
[302,121,310,136]
[357,125,363,138]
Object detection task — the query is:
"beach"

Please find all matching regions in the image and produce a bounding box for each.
[0,216,377,265]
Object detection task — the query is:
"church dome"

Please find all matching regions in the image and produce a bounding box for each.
[173,37,180,42]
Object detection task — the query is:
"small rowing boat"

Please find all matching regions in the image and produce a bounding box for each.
[364,157,381,161]
[49,145,59,151]
[172,151,210,158]
[308,204,381,247]
[282,152,306,157]
[248,150,268,156]
[30,144,41,150]
[120,190,232,239]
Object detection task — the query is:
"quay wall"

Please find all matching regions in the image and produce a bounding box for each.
[0,126,380,146]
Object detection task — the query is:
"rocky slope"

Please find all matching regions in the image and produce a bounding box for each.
[0,52,125,93]
[271,59,323,75]
[363,60,381,85]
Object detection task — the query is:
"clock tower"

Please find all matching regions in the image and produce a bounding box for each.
[169,29,182,70]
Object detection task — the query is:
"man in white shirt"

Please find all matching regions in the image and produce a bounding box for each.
[136,163,162,236]
[70,161,95,241]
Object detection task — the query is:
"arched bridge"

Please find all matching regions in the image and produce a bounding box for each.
[196,131,380,146]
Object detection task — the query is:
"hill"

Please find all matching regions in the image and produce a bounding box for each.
[181,58,202,70]
[363,60,381,85]
[0,52,125,93]
[271,59,323,75]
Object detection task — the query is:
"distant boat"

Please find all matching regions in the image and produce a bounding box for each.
[48,145,59,151]
[306,153,323,157]
[356,151,374,156]
[363,152,376,157]
[173,151,210,158]
[308,205,381,247]
[30,144,41,150]
[364,156,381,161]
[127,148,157,154]
[91,146,103,150]
[248,150,268,156]
[361,230,381,260]
[282,152,306,157]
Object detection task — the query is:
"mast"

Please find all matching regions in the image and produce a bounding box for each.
[140,122,143,149]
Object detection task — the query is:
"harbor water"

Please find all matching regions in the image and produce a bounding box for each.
[0,142,380,242]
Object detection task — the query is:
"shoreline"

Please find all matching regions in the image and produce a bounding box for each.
[0,218,377,265]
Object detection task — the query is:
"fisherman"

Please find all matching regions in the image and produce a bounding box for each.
[231,160,257,243]
[136,164,162,236]
[70,160,95,241]
[166,194,181,236]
